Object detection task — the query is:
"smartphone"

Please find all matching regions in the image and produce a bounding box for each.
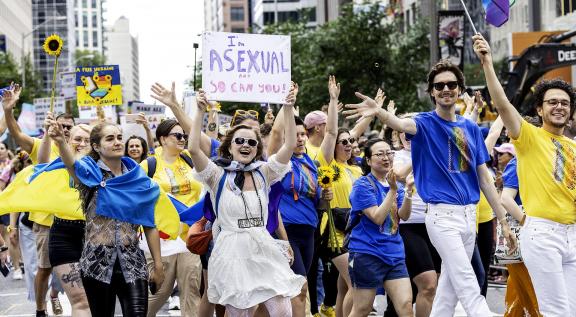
[125,114,140,124]
[0,263,10,277]
[149,281,157,295]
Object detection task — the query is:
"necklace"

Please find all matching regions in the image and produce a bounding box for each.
[238,172,265,229]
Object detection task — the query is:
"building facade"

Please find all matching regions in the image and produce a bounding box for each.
[0,0,33,67]
[32,0,76,94]
[104,16,139,108]
[73,0,105,55]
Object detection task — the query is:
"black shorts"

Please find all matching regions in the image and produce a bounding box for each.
[400,223,441,278]
[48,217,85,267]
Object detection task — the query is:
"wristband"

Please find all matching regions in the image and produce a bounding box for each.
[6,225,18,233]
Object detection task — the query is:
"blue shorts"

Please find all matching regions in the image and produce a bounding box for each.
[348,252,409,289]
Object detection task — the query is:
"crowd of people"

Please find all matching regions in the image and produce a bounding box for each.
[0,34,574,317]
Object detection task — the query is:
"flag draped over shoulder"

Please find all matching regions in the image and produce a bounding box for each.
[73,156,181,239]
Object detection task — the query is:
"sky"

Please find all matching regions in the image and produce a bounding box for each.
[104,0,204,105]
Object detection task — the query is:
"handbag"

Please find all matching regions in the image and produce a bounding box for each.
[331,208,350,232]
[186,217,212,255]
[494,213,522,264]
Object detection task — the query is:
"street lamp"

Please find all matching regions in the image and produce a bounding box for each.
[193,43,199,91]
[21,15,67,88]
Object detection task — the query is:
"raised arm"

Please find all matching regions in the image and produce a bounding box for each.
[206,106,220,139]
[398,173,414,221]
[362,171,398,226]
[319,76,340,163]
[350,89,385,140]
[151,82,213,156]
[37,112,55,164]
[135,113,155,153]
[267,107,284,157]
[344,92,417,135]
[274,84,298,164]
[473,34,522,139]
[187,90,211,173]
[2,84,34,153]
[0,113,6,136]
[47,118,78,184]
[484,116,504,154]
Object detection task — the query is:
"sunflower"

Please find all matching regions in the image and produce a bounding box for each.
[317,166,336,189]
[43,34,63,57]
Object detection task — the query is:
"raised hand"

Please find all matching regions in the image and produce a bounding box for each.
[44,111,55,131]
[2,83,22,112]
[151,82,179,107]
[328,75,340,100]
[472,33,492,65]
[387,169,397,191]
[48,120,65,144]
[375,88,386,108]
[285,82,297,107]
[265,109,275,125]
[135,112,150,130]
[343,92,382,122]
[196,90,210,112]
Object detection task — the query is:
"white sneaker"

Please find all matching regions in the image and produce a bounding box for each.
[12,268,23,280]
[168,296,180,310]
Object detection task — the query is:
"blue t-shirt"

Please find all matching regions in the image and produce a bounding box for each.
[279,154,320,227]
[406,111,490,205]
[502,158,522,206]
[348,173,405,265]
[210,138,221,159]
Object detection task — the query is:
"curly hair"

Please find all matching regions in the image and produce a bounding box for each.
[426,59,466,104]
[218,124,264,161]
[533,79,576,118]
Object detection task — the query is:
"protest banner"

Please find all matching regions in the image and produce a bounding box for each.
[128,102,166,115]
[18,103,40,136]
[79,105,118,123]
[76,65,123,106]
[182,90,198,118]
[59,71,76,100]
[33,97,66,128]
[120,114,165,141]
[202,32,291,104]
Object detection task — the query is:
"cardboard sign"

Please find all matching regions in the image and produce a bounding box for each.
[128,102,165,115]
[59,71,76,100]
[76,65,123,106]
[120,114,165,141]
[78,105,117,123]
[33,97,66,128]
[202,32,291,104]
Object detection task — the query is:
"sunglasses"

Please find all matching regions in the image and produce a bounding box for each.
[61,124,74,131]
[337,137,356,146]
[234,137,259,147]
[433,81,459,91]
[231,109,259,126]
[169,132,188,141]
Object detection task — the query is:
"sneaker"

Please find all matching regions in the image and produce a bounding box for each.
[12,268,23,280]
[168,295,180,310]
[51,296,63,315]
[320,304,336,317]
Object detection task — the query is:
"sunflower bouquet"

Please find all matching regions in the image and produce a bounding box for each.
[43,34,63,112]
[318,165,342,252]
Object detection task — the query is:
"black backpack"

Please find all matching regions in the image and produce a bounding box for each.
[146,153,194,178]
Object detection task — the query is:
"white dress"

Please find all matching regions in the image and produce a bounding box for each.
[193,155,306,309]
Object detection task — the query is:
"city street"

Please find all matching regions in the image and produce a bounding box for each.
[1,269,507,317]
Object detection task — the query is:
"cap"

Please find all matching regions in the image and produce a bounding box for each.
[304,111,327,129]
[494,143,516,156]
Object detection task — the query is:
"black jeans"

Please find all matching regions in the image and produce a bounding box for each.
[82,260,148,317]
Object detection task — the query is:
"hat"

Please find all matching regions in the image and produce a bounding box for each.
[494,143,516,156]
[304,111,327,129]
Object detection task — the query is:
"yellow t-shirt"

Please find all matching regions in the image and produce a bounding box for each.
[512,120,576,224]
[28,138,60,226]
[306,143,321,161]
[318,151,362,247]
[140,150,203,207]
[476,192,494,224]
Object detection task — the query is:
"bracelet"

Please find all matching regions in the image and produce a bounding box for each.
[6,225,18,233]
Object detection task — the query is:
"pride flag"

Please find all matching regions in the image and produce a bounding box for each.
[483,0,510,27]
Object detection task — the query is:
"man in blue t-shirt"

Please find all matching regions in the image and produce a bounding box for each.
[344,60,516,317]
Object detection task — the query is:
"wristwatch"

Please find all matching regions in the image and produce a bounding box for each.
[0,246,8,253]
[208,122,217,132]
[6,225,18,233]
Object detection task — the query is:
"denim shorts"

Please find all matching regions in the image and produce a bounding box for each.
[348,252,409,288]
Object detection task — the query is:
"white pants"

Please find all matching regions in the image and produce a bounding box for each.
[520,216,576,317]
[425,203,491,317]
[18,217,38,302]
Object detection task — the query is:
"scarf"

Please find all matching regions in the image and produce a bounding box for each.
[213,158,265,195]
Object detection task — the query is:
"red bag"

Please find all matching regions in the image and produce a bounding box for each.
[186,217,213,255]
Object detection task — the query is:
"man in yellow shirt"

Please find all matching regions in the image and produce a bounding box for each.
[304,110,327,161]
[475,34,576,317]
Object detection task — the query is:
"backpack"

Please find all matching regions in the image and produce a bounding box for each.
[146,152,194,178]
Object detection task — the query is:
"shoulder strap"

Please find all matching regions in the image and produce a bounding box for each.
[146,157,157,178]
[345,175,378,234]
[366,174,378,192]
[179,152,194,169]
[213,171,227,217]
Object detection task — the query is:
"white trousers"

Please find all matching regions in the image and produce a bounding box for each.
[520,216,576,317]
[425,203,492,317]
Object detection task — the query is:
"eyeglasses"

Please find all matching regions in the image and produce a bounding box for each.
[61,124,73,131]
[544,99,571,108]
[337,137,356,146]
[169,133,188,141]
[231,109,259,126]
[234,137,259,147]
[433,81,459,91]
[372,151,395,159]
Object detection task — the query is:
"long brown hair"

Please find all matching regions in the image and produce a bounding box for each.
[218,124,264,161]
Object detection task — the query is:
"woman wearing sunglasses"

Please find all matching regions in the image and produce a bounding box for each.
[138,118,204,317]
[187,85,305,316]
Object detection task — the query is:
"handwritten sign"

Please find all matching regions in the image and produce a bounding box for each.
[59,71,76,100]
[76,65,123,107]
[202,31,291,104]
[33,97,66,128]
[78,105,117,123]
[128,102,165,115]
[120,114,165,141]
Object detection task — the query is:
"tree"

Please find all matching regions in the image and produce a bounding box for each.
[0,52,45,116]
[74,49,107,67]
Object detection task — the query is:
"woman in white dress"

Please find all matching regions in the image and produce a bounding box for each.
[187,85,305,317]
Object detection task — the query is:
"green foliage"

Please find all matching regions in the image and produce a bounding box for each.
[262,4,431,115]
[74,49,107,67]
[0,52,44,116]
